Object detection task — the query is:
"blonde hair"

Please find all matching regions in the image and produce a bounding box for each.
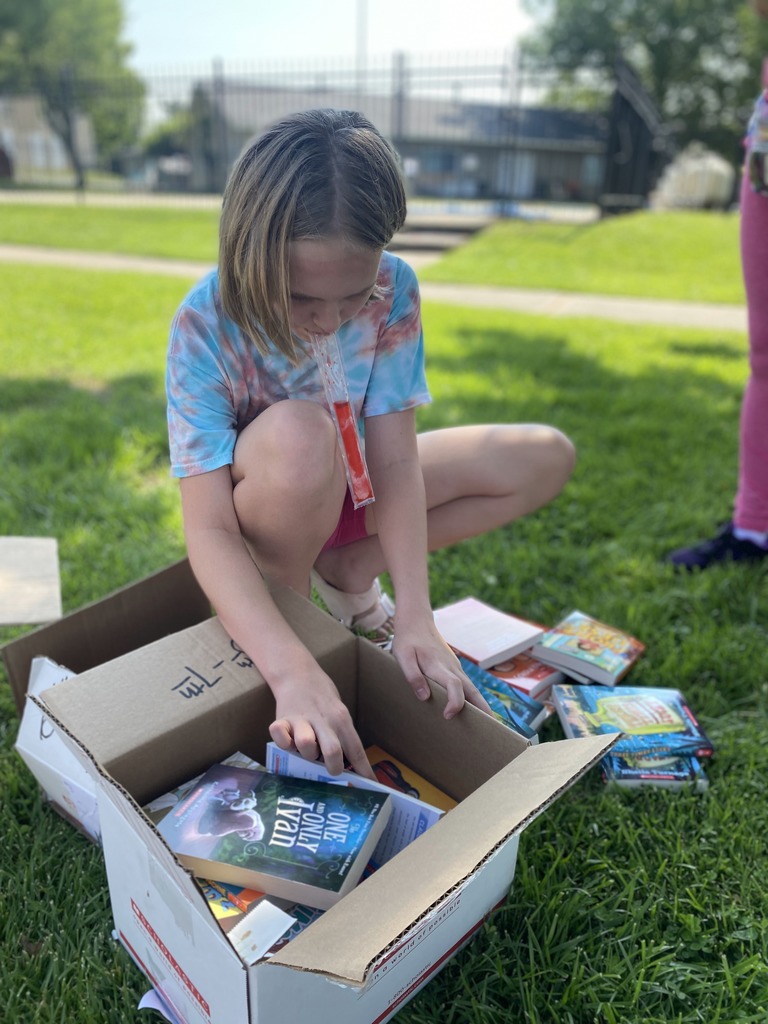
[219,108,407,362]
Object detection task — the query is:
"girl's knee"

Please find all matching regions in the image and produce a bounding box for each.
[233,400,338,493]
[544,426,577,482]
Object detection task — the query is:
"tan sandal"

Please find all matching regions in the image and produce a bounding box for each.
[310,570,395,645]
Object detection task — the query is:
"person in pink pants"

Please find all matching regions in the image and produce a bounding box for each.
[667,50,768,569]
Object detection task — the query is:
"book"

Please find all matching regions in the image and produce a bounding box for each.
[200,880,273,924]
[457,657,548,739]
[365,745,457,812]
[144,751,262,826]
[265,742,444,867]
[601,752,709,792]
[433,596,544,669]
[530,610,645,685]
[485,651,564,703]
[156,763,392,910]
[551,683,715,759]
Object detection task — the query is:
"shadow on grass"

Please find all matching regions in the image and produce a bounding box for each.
[0,373,185,618]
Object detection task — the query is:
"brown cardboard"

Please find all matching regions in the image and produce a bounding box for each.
[2,558,210,714]
[0,536,62,625]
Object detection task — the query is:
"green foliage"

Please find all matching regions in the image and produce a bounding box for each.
[521,0,768,159]
[0,0,145,178]
[0,221,766,1021]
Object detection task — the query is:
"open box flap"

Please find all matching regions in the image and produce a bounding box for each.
[1,558,211,714]
[37,594,358,805]
[269,733,615,983]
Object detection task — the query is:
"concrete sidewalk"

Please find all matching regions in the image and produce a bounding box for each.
[0,242,747,332]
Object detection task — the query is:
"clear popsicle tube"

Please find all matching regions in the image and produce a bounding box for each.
[310,332,375,509]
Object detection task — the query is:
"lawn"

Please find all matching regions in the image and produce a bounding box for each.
[420,210,745,304]
[1,241,766,1023]
[0,200,745,303]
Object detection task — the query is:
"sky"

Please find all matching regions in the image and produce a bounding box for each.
[122,0,533,70]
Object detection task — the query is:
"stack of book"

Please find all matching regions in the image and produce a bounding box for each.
[433,596,712,791]
[550,683,712,791]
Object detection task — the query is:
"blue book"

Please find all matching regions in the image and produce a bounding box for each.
[601,752,709,792]
[458,656,548,741]
[551,683,714,759]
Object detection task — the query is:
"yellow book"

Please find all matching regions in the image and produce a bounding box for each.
[365,745,457,812]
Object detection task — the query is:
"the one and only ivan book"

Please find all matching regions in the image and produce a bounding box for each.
[156,763,392,910]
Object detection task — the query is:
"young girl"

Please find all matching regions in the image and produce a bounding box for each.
[166,108,575,777]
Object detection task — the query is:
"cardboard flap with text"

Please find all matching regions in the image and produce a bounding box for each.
[39,601,358,806]
[269,733,615,983]
[2,558,211,715]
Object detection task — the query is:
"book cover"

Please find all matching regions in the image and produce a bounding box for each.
[457,657,547,739]
[601,752,709,792]
[433,596,544,669]
[551,683,715,759]
[486,651,564,702]
[156,764,392,910]
[531,610,645,685]
[200,880,272,921]
[265,742,444,866]
[144,751,262,826]
[365,745,457,812]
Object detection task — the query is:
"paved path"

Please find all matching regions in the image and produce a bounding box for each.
[0,242,747,332]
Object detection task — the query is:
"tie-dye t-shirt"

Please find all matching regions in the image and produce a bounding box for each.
[166,250,431,478]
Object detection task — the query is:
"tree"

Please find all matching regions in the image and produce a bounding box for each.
[0,0,144,188]
[521,0,768,162]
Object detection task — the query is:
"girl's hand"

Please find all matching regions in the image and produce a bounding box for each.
[391,620,493,719]
[269,668,376,779]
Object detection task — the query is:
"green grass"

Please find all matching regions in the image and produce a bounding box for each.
[0,202,746,303]
[0,202,220,261]
[1,255,767,1023]
[420,210,745,304]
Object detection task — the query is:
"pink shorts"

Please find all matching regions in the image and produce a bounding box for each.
[321,490,370,551]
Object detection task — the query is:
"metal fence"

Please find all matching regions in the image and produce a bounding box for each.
[0,50,664,210]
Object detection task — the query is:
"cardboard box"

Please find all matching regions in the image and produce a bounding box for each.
[3,559,613,1024]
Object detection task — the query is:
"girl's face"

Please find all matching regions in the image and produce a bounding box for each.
[287,238,382,339]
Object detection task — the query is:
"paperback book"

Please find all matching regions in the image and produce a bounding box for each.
[551,683,715,759]
[457,656,548,740]
[200,880,268,924]
[601,752,709,792]
[156,763,392,910]
[265,742,444,867]
[485,651,564,702]
[531,610,645,685]
[433,596,544,669]
[365,745,457,812]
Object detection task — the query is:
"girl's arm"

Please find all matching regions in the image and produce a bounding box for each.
[364,409,491,718]
[178,467,373,777]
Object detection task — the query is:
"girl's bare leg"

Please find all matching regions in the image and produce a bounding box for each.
[315,423,575,592]
[231,400,347,596]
